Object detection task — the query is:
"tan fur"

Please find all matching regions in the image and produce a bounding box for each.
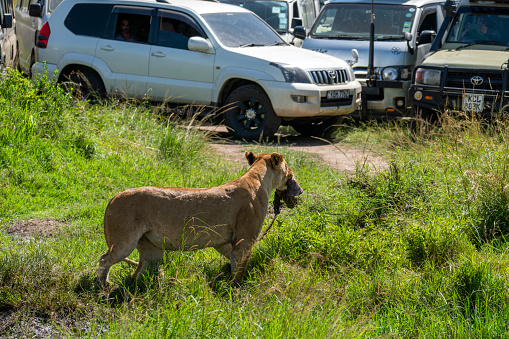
[98,152,295,286]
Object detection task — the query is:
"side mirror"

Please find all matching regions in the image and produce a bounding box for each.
[188,37,214,54]
[293,26,306,40]
[291,17,303,28]
[417,30,436,44]
[404,31,414,55]
[29,3,43,17]
[3,13,12,28]
[349,48,359,66]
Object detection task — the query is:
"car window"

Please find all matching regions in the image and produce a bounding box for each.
[201,12,285,47]
[48,0,64,13]
[220,0,290,33]
[2,0,13,14]
[102,6,155,43]
[419,9,437,34]
[446,6,509,45]
[65,3,113,37]
[115,13,151,42]
[311,3,417,40]
[156,10,205,50]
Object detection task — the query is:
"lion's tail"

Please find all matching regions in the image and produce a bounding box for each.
[123,258,139,266]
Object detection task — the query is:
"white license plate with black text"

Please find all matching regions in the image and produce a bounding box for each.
[462,93,484,112]
[327,90,349,99]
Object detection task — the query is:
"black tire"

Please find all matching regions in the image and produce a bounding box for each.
[14,44,21,74]
[290,117,342,138]
[62,70,106,102]
[29,52,35,79]
[411,105,438,124]
[409,105,439,134]
[223,84,281,140]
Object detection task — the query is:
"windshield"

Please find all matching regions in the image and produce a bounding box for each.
[445,6,509,48]
[219,0,289,33]
[310,3,416,40]
[201,12,286,47]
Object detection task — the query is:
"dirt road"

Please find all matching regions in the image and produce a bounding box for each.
[202,125,386,173]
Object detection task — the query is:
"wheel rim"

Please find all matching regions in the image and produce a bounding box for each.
[234,97,266,131]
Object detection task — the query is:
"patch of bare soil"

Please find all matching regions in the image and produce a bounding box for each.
[5,219,67,241]
[200,124,386,172]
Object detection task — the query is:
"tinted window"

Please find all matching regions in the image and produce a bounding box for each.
[156,10,205,50]
[65,4,113,37]
[114,13,151,43]
[419,12,437,33]
[101,6,154,42]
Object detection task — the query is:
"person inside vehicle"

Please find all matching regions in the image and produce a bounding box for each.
[116,18,135,41]
[462,16,500,41]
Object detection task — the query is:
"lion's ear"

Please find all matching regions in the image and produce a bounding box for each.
[270,153,284,168]
[245,152,256,165]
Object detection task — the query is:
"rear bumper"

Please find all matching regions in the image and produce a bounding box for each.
[33,62,59,82]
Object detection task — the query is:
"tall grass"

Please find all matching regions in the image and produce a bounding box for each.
[2,71,509,337]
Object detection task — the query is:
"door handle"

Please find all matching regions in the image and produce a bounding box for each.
[100,45,115,51]
[151,51,166,58]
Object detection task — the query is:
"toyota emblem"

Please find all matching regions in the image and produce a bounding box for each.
[328,71,337,79]
[471,76,484,86]
[392,47,401,55]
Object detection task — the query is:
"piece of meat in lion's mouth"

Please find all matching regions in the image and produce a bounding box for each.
[287,177,303,197]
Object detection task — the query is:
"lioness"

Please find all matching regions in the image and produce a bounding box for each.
[98,152,302,286]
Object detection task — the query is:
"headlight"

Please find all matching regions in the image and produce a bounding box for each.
[270,62,311,83]
[377,66,412,81]
[382,67,398,81]
[415,68,441,86]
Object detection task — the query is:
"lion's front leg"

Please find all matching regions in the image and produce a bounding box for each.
[230,238,256,284]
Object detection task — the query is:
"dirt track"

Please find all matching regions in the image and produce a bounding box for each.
[201,125,386,173]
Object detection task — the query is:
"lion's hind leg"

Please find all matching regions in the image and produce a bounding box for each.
[134,234,164,280]
[98,238,140,287]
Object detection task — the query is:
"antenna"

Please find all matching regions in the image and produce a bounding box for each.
[367,0,375,84]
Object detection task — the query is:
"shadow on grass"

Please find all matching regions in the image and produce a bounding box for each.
[75,268,159,306]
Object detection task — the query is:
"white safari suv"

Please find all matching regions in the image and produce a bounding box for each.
[34,0,361,139]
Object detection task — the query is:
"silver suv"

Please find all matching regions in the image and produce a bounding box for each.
[34,0,361,139]
[296,0,448,118]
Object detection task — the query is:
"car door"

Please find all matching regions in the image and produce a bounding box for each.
[95,5,153,99]
[416,5,439,65]
[147,9,215,104]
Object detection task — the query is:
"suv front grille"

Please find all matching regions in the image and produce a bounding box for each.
[445,70,507,91]
[309,69,350,85]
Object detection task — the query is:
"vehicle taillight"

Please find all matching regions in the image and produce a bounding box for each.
[37,22,51,49]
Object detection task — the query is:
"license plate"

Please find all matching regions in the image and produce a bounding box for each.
[327,90,349,99]
[462,93,484,112]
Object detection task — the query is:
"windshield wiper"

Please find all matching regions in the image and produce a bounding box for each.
[240,43,266,47]
[269,42,287,46]
[456,40,506,50]
[375,35,404,41]
[311,35,364,40]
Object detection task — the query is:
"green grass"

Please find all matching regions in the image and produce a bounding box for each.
[2,69,509,337]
